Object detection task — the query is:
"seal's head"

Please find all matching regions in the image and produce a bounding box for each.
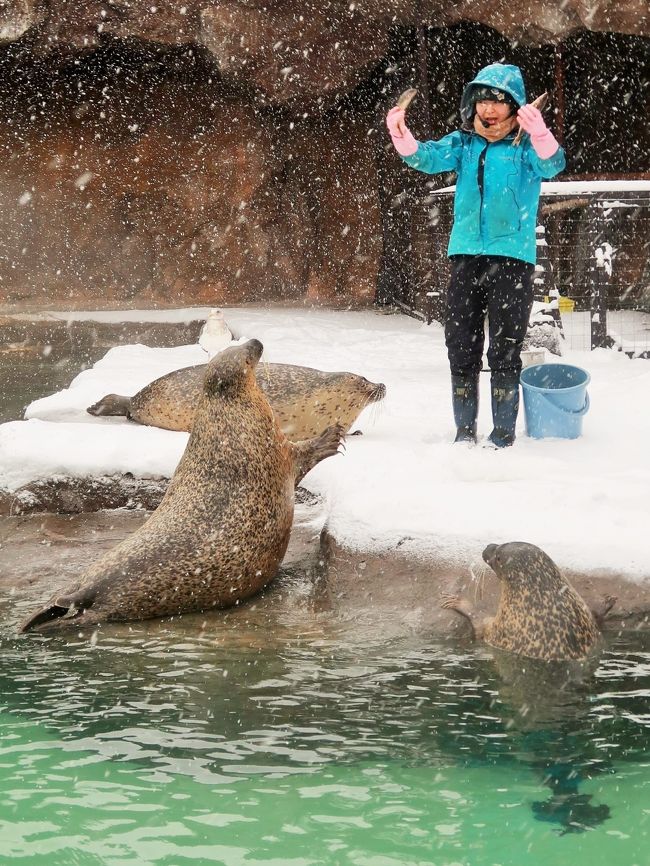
[483,541,563,593]
[203,338,263,399]
[341,373,386,405]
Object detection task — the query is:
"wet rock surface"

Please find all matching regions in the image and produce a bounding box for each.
[0,475,170,516]
[320,531,650,636]
[0,498,329,635]
[2,506,648,641]
[0,477,320,516]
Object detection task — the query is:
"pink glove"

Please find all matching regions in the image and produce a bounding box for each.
[517,104,559,159]
[386,106,418,157]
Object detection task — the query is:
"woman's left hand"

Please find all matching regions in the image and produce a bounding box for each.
[517,104,560,159]
[516,105,549,137]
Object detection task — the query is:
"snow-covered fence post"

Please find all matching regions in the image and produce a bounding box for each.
[535,224,564,337]
[534,225,548,298]
[588,202,615,350]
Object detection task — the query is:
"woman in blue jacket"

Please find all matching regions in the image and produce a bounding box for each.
[386,64,565,447]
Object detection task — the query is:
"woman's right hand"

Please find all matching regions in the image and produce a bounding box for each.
[386,106,407,138]
[385,106,418,157]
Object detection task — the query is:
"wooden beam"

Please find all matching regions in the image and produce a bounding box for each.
[416,26,432,134]
[541,197,590,215]
[553,43,565,146]
[560,172,650,181]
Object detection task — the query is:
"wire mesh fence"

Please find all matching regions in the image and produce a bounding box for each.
[403,182,650,358]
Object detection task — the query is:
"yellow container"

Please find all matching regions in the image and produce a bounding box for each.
[543,296,575,313]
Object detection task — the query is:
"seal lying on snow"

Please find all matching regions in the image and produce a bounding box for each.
[87,362,386,440]
[21,340,345,632]
[442,542,616,661]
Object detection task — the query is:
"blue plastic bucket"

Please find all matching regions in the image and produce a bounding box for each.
[519,363,590,439]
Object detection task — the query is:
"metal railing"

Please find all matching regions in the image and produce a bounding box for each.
[398,181,650,357]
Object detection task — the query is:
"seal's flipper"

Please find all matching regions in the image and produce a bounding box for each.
[20,588,95,633]
[87,394,131,417]
[440,594,479,640]
[291,424,345,484]
[590,595,617,628]
[20,603,72,632]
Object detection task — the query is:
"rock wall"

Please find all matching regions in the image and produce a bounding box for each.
[0,2,647,309]
[0,42,382,307]
[2,3,647,91]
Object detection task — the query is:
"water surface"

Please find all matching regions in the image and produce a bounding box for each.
[0,348,103,424]
[2,614,648,866]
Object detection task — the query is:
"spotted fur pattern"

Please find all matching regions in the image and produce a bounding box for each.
[483,542,599,661]
[21,341,344,632]
[88,363,386,439]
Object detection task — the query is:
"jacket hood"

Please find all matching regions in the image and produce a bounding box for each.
[460,64,527,124]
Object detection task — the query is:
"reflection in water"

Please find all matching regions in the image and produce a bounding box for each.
[533,792,611,835]
[482,649,615,833]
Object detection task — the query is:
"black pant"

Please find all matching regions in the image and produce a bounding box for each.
[445,255,535,378]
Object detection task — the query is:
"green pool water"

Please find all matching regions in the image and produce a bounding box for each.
[0,351,104,425]
[1,619,648,866]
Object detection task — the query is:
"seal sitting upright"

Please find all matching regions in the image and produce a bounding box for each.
[21,340,344,632]
[442,542,616,661]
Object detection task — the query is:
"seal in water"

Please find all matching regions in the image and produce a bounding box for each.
[87,362,386,440]
[21,340,345,632]
[441,541,616,661]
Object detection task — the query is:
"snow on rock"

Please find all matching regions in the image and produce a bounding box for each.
[0,419,188,492]
[2,306,650,581]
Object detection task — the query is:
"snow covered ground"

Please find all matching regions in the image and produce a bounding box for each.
[1,306,649,580]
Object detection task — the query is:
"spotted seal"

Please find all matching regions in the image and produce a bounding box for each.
[87,362,385,440]
[21,340,345,632]
[441,542,616,661]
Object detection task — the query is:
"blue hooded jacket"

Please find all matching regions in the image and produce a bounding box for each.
[401,63,566,264]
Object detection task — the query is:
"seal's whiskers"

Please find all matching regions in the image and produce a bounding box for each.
[363,396,385,426]
[470,559,490,602]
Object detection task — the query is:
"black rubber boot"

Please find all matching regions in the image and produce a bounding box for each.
[451,375,479,444]
[487,372,520,448]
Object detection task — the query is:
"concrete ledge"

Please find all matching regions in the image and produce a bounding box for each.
[319,530,650,635]
[0,477,319,516]
[0,315,204,361]
[2,505,648,638]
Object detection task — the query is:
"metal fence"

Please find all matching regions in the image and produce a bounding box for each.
[401,182,650,358]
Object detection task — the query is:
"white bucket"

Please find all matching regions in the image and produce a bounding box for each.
[521,349,545,368]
